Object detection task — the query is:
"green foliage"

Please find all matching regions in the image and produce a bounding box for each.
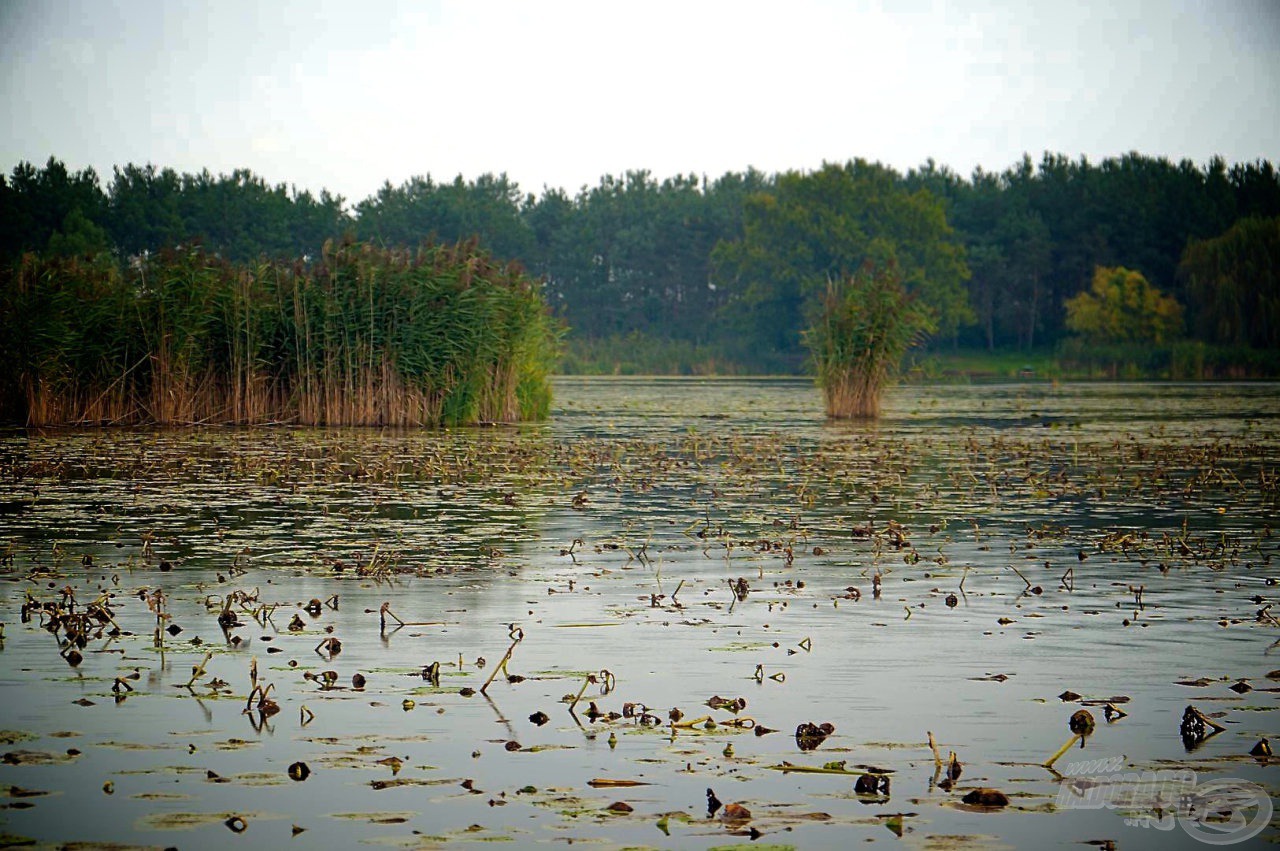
[356,173,533,262]
[804,263,934,418]
[1178,216,1280,349]
[906,344,1279,382]
[4,154,1280,374]
[1064,266,1183,345]
[537,170,754,349]
[45,207,111,257]
[0,240,558,426]
[713,160,970,367]
[0,158,106,258]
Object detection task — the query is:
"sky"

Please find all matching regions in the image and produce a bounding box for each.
[1,0,1277,204]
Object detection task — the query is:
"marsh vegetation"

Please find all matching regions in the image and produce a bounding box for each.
[0,239,557,427]
[6,154,1279,378]
[0,379,1276,848]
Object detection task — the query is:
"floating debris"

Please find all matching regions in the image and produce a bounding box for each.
[961,788,1009,808]
[795,722,835,751]
[588,778,650,788]
[706,695,747,713]
[1180,704,1227,747]
[854,773,890,796]
[706,788,722,818]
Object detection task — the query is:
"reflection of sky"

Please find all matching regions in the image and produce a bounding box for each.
[0,379,1277,848]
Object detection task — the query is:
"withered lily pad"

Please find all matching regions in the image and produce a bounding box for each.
[332,811,416,824]
[139,810,278,831]
[2,750,78,766]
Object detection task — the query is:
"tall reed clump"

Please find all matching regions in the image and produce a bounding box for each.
[2,253,141,425]
[0,238,559,427]
[803,263,934,418]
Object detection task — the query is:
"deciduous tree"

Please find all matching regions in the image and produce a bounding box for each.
[1064,266,1183,345]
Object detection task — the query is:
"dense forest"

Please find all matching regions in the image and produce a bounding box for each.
[3,153,1278,375]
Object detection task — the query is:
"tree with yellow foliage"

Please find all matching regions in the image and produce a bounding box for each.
[1064,266,1183,345]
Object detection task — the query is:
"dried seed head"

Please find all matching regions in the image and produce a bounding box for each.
[1069,709,1095,735]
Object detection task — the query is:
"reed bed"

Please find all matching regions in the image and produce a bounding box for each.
[0,238,558,427]
[805,264,933,418]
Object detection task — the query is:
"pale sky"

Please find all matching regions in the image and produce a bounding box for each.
[2,0,1277,204]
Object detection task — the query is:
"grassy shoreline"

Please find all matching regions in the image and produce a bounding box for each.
[558,335,1280,382]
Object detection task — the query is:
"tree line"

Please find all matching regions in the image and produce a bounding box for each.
[3,153,1278,373]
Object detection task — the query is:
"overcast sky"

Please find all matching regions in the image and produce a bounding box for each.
[2,0,1277,204]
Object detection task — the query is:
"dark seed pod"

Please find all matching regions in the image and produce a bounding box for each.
[288,761,311,781]
[1069,709,1095,735]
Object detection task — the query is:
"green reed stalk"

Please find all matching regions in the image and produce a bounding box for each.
[0,238,559,427]
[803,263,934,419]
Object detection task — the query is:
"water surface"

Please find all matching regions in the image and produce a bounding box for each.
[1,379,1277,849]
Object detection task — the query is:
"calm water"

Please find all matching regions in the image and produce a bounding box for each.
[1,379,1277,849]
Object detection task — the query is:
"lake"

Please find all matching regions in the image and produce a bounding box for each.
[1,378,1277,849]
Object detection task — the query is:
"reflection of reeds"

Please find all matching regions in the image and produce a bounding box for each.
[2,238,558,426]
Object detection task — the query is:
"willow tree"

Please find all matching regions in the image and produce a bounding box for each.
[1177,216,1280,349]
[804,263,934,418]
